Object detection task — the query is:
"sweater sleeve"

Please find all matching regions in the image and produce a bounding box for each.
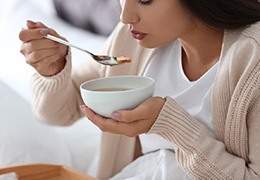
[30,50,80,125]
[149,96,260,179]
[30,48,102,126]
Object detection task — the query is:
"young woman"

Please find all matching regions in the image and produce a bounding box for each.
[19,0,260,179]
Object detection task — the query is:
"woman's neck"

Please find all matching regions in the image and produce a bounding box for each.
[178,23,224,81]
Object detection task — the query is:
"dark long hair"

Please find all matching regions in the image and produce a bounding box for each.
[180,0,260,29]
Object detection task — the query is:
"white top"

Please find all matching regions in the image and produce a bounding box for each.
[140,41,218,154]
[110,41,218,180]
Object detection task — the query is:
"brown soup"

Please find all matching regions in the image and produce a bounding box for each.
[93,88,131,92]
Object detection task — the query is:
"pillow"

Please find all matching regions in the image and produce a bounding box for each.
[0,80,72,168]
[0,80,101,176]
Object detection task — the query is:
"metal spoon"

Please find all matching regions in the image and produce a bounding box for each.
[45,34,131,66]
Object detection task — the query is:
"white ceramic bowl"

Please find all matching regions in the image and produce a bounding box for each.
[80,76,155,118]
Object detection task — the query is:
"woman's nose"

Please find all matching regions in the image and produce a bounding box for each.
[120,1,139,25]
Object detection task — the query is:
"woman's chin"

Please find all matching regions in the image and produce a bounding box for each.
[138,41,159,49]
[138,39,173,49]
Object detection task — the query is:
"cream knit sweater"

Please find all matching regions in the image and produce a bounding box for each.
[31,22,260,179]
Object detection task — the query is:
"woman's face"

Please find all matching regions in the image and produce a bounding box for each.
[119,0,197,48]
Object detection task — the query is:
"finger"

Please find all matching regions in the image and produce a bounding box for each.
[20,23,63,43]
[30,38,60,50]
[111,109,151,136]
[26,20,48,29]
[80,105,109,129]
[19,28,47,42]
[26,48,59,63]
[31,51,66,72]
[98,118,143,137]
[26,20,64,39]
[21,46,63,74]
[80,105,144,137]
[116,97,165,123]
[109,118,146,136]
[29,52,63,75]
[113,104,150,123]
[20,38,60,55]
[34,55,66,76]
[80,105,123,132]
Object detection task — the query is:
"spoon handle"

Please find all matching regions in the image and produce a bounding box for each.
[45,35,93,55]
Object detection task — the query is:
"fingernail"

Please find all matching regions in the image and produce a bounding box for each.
[80,105,85,111]
[27,20,37,25]
[111,112,121,121]
[40,29,49,36]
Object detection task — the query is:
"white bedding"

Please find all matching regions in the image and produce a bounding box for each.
[0,0,106,176]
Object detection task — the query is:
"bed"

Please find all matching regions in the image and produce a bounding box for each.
[0,0,106,177]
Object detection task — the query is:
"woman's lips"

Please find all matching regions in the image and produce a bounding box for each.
[131,30,147,40]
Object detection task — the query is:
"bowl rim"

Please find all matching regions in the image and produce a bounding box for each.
[80,75,155,94]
